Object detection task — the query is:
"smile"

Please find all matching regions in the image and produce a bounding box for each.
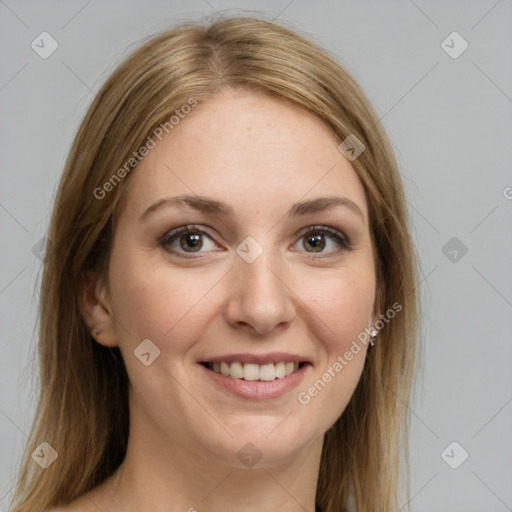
[199,360,311,400]
[202,361,305,381]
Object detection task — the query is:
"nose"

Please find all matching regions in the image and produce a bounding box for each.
[224,248,296,336]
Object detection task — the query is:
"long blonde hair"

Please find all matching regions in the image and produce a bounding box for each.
[9,15,421,512]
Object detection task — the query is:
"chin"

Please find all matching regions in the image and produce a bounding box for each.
[197,421,314,469]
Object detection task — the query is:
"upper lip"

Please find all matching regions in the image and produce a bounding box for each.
[199,352,310,365]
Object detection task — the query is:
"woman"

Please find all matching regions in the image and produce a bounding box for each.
[10,15,420,512]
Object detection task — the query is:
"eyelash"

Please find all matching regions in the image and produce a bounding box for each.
[159,224,354,259]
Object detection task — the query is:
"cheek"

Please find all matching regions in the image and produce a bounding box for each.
[109,250,221,351]
[296,269,374,420]
[109,236,376,358]
[302,264,376,351]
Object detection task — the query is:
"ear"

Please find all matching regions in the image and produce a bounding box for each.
[78,269,118,348]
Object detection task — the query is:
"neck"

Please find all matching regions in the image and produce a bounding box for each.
[85,390,324,512]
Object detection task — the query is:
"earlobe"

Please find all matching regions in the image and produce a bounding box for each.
[78,270,118,348]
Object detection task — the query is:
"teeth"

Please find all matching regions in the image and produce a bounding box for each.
[230,361,244,379]
[208,361,301,381]
[244,363,260,381]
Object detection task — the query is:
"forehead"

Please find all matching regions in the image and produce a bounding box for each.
[119,90,369,224]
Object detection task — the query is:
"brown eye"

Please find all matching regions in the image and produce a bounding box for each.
[160,225,218,257]
[295,226,353,255]
[304,233,326,252]
[178,233,203,252]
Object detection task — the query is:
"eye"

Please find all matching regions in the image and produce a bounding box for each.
[160,224,354,259]
[292,225,354,255]
[160,225,219,258]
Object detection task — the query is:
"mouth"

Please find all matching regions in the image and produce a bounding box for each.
[199,361,309,382]
[198,359,311,400]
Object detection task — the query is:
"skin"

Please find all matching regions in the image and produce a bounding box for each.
[71,90,381,512]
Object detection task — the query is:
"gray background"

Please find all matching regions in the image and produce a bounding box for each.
[1,1,511,510]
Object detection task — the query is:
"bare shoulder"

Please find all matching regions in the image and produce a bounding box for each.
[44,473,119,512]
[45,504,84,512]
[45,494,98,512]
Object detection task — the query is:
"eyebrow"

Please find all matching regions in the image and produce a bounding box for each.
[138,194,365,222]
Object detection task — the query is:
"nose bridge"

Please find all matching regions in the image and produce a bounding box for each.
[226,238,295,334]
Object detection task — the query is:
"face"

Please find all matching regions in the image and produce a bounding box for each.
[92,90,380,468]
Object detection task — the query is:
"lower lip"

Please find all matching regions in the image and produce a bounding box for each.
[199,363,311,400]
